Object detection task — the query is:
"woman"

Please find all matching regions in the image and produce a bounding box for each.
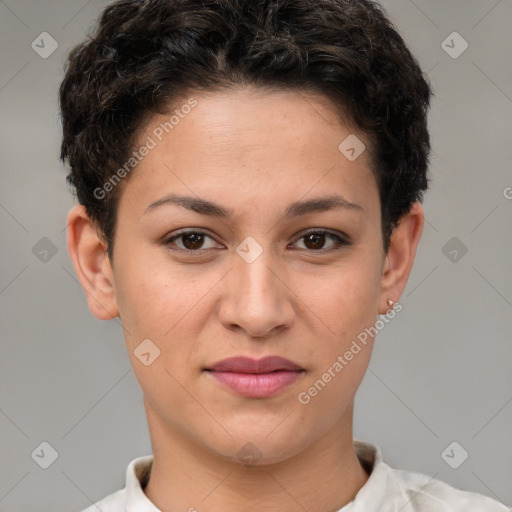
[60,0,509,510]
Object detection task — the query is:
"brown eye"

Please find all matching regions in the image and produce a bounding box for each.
[180,233,205,250]
[303,232,326,250]
[293,230,349,251]
[165,230,219,252]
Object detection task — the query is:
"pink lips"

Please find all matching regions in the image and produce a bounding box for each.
[205,356,305,398]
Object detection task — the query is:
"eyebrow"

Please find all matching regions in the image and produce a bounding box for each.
[143,193,363,218]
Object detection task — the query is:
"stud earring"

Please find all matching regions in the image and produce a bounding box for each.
[378,299,395,317]
[386,299,395,313]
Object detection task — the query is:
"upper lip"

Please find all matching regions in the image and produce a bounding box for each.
[205,356,303,374]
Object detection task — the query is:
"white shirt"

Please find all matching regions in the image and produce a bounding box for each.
[80,439,510,511]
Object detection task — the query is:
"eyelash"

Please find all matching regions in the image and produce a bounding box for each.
[163,228,350,255]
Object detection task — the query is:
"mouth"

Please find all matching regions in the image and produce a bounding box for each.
[203,356,305,398]
[204,355,304,373]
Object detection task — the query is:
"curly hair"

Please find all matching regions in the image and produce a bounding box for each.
[59,0,432,261]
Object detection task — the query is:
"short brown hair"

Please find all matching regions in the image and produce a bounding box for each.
[59,0,432,261]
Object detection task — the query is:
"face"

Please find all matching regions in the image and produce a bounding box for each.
[73,87,415,465]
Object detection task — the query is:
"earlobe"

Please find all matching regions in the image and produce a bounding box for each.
[66,204,119,320]
[378,202,424,314]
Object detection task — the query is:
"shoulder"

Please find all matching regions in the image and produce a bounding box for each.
[353,440,510,512]
[76,454,154,511]
[78,488,126,512]
[391,467,511,511]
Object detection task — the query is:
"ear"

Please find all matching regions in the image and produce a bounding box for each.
[378,202,424,314]
[66,204,119,320]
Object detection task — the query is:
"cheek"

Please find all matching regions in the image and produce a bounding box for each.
[113,249,217,348]
[295,256,382,339]
[113,262,203,398]
[295,267,378,411]
[291,252,382,401]
[112,247,173,340]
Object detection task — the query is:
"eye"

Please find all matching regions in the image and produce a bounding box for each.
[164,230,220,252]
[291,229,349,251]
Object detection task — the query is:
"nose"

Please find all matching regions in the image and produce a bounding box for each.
[218,244,295,339]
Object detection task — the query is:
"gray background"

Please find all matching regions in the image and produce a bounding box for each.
[1,1,511,511]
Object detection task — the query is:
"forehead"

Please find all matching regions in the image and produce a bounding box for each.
[119,87,379,220]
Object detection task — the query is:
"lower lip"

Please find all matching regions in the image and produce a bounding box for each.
[207,370,304,398]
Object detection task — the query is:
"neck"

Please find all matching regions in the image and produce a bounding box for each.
[143,399,370,512]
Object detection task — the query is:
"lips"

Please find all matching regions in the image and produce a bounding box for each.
[204,356,305,398]
[205,356,303,374]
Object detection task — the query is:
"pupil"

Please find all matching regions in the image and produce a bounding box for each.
[184,233,203,250]
[306,233,324,249]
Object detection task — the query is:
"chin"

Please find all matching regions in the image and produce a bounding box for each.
[204,428,308,468]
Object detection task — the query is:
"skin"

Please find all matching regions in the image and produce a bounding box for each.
[67,87,423,512]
